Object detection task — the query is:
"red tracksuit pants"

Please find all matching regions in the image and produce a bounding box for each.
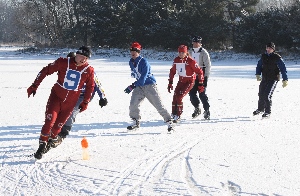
[40,91,78,142]
[172,81,194,116]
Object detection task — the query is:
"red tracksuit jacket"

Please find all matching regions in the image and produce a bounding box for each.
[169,56,204,117]
[169,56,204,83]
[33,57,95,140]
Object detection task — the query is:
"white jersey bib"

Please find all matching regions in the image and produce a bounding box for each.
[175,63,187,77]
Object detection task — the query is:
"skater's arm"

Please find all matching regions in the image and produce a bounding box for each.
[277,58,288,81]
[83,67,95,103]
[256,58,263,75]
[32,58,62,86]
[202,49,211,78]
[94,72,106,99]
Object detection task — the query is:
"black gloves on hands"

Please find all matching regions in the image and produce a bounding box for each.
[167,84,173,93]
[167,80,173,93]
[124,83,135,94]
[99,98,108,108]
[27,84,38,98]
[79,101,89,112]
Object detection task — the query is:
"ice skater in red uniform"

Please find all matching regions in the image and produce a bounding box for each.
[27,46,95,159]
[168,45,204,123]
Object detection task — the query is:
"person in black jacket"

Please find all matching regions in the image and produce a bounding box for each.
[253,42,288,118]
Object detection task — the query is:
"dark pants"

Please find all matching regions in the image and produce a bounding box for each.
[257,79,278,114]
[61,94,95,136]
[188,78,210,111]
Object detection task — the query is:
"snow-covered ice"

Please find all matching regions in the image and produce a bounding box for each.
[0,47,300,195]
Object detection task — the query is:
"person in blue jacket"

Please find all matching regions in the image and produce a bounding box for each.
[56,52,108,142]
[253,42,288,118]
[124,42,173,132]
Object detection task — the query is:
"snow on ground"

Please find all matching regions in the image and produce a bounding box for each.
[0,46,300,195]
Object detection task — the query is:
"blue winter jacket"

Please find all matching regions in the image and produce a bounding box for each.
[129,56,156,86]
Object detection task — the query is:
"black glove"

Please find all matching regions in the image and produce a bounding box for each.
[167,80,173,93]
[27,83,38,98]
[124,83,135,94]
[203,76,208,87]
[79,101,88,112]
[99,98,108,108]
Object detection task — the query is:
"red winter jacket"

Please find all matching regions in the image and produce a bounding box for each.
[33,57,95,103]
[169,56,204,83]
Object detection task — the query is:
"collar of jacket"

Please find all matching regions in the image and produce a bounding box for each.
[192,47,203,53]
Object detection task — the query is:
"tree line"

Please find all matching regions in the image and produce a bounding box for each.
[0,0,299,54]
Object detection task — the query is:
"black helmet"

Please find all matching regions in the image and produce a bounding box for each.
[266,42,275,50]
[192,36,202,43]
[76,46,92,58]
[67,52,76,58]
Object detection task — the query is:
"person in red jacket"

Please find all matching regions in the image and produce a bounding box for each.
[168,45,204,123]
[27,46,95,160]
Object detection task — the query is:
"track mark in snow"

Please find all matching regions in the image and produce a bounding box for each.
[122,140,200,195]
[95,139,200,195]
[221,180,241,196]
[182,144,211,195]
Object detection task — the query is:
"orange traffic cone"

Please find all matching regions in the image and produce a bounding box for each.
[81,137,89,160]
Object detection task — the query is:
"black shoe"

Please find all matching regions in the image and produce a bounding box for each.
[253,109,263,116]
[172,115,181,123]
[127,118,140,130]
[192,107,201,118]
[204,110,210,120]
[166,120,174,133]
[48,136,63,148]
[262,113,270,118]
[253,110,261,116]
[59,125,71,139]
[34,141,47,160]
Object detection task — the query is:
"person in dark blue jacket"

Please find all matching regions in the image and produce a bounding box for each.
[56,52,108,143]
[253,42,288,118]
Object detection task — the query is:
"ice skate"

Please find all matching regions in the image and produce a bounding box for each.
[166,120,174,133]
[33,140,47,160]
[262,113,270,119]
[48,135,63,148]
[58,125,71,139]
[192,107,201,118]
[204,110,210,120]
[127,118,140,130]
[253,109,262,116]
[172,115,181,123]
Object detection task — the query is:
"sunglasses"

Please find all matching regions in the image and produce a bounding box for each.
[130,47,140,52]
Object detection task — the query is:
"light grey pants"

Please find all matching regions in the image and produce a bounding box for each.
[64,96,83,127]
[65,95,95,127]
[129,84,172,122]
